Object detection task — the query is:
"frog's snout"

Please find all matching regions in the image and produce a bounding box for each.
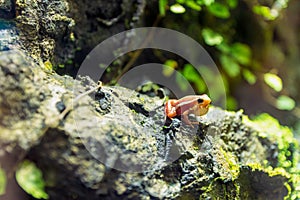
[202,94,211,107]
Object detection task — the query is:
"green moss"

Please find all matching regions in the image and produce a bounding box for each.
[243,113,299,168]
[244,113,300,199]
[290,174,300,200]
[201,113,299,199]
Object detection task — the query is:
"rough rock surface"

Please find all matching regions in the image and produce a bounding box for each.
[0,50,295,199]
[0,0,299,199]
[14,0,146,75]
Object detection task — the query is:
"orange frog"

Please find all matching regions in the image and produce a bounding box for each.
[165,94,211,126]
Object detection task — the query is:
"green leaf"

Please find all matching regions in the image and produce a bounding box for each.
[230,43,251,65]
[16,160,49,199]
[227,0,238,8]
[163,60,177,77]
[275,0,289,9]
[264,73,282,92]
[162,66,174,77]
[208,2,230,18]
[170,3,186,14]
[202,28,223,46]
[195,78,207,93]
[253,5,277,20]
[159,0,168,16]
[182,64,207,92]
[226,96,238,110]
[164,59,178,68]
[183,64,201,82]
[176,73,189,91]
[0,167,6,195]
[99,63,106,69]
[202,0,214,6]
[220,55,240,77]
[186,1,201,11]
[176,0,185,4]
[198,66,228,100]
[216,42,231,54]
[276,95,296,111]
[242,69,256,85]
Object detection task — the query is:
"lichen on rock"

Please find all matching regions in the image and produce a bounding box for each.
[0,49,299,199]
[15,0,75,63]
[1,0,299,197]
[20,76,300,199]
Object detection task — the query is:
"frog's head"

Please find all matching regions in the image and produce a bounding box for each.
[194,94,211,116]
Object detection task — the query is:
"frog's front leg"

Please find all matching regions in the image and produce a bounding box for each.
[182,110,193,126]
[182,110,200,127]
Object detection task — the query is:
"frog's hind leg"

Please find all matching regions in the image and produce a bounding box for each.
[165,100,178,118]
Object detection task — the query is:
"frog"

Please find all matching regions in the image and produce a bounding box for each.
[165,94,211,126]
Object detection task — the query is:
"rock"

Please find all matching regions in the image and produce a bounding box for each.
[0,52,288,199]
[0,49,299,200]
[1,0,300,197]
[0,0,15,19]
[0,20,19,51]
[28,100,294,199]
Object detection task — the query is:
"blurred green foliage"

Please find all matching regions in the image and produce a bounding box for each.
[242,69,256,85]
[253,0,289,20]
[253,5,277,20]
[276,95,296,111]
[250,113,298,169]
[16,160,48,199]
[158,0,295,111]
[248,113,300,199]
[202,28,223,46]
[264,73,283,92]
[170,4,186,13]
[0,167,6,196]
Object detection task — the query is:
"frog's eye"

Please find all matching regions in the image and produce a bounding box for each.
[197,98,204,103]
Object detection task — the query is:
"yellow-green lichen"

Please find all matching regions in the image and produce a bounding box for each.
[290,174,300,200]
[244,113,300,199]
[201,113,299,199]
[200,177,240,199]
[43,60,53,72]
[244,113,299,169]
[246,163,290,178]
[220,148,240,180]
